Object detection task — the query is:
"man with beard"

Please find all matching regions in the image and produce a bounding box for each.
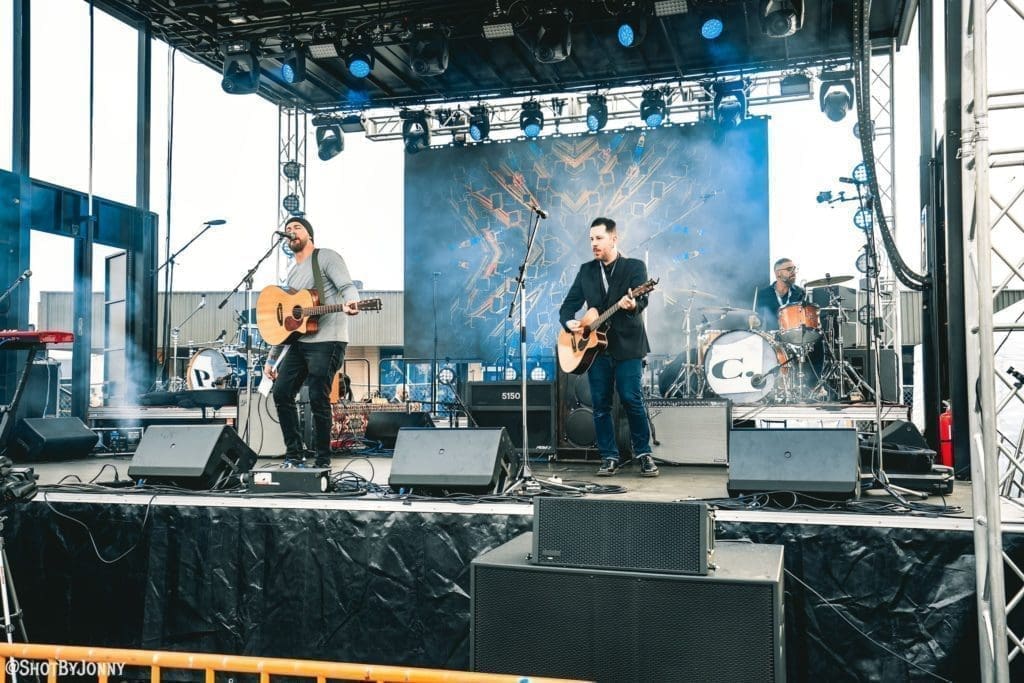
[263,217,360,468]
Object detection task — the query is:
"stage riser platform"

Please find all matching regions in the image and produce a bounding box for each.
[9,500,1019,682]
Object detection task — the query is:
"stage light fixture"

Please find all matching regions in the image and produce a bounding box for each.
[779,73,811,97]
[482,6,515,39]
[221,40,260,94]
[282,194,301,214]
[533,8,573,63]
[315,125,344,161]
[280,41,306,84]
[819,72,855,122]
[700,15,724,40]
[640,88,666,127]
[469,105,491,141]
[586,94,608,132]
[520,101,544,137]
[760,0,804,38]
[856,249,878,276]
[308,24,340,59]
[344,41,375,78]
[409,22,449,77]
[654,0,689,17]
[616,1,648,47]
[530,366,548,381]
[401,110,432,154]
[851,162,868,183]
[713,80,748,127]
[853,207,873,232]
[282,160,301,180]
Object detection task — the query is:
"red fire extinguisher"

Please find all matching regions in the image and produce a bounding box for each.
[938,403,953,468]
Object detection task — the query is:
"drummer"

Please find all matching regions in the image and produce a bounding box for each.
[751,258,804,331]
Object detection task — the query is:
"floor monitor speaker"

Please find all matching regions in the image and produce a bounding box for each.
[728,428,860,500]
[472,533,785,683]
[10,417,98,461]
[128,424,257,489]
[388,427,514,494]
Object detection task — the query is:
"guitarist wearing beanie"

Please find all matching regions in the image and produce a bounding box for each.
[558,217,657,478]
[263,216,360,468]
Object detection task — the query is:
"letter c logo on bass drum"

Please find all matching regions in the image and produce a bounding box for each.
[711,357,744,381]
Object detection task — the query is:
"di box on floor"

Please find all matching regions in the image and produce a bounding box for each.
[471,532,785,683]
[128,424,257,489]
[10,417,98,461]
[728,428,860,500]
[388,427,514,494]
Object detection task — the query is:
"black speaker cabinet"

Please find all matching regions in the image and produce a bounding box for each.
[236,391,287,457]
[556,367,632,461]
[533,498,714,575]
[364,411,434,448]
[128,424,257,489]
[844,348,899,402]
[10,417,98,461]
[388,427,514,494]
[466,381,556,454]
[880,420,929,450]
[728,428,860,500]
[472,533,785,683]
[13,361,60,422]
[648,399,730,465]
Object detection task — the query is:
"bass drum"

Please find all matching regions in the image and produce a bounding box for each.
[186,348,233,389]
[703,330,788,403]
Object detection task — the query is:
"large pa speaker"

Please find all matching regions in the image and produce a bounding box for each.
[364,411,434,448]
[533,498,714,575]
[10,417,98,461]
[388,427,514,494]
[556,368,632,460]
[728,428,860,500]
[472,533,785,683]
[648,399,730,465]
[466,381,556,454]
[128,424,257,489]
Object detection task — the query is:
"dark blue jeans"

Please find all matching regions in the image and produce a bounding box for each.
[587,355,651,462]
[272,341,346,458]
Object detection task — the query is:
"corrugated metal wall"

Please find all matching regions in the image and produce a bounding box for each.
[37,290,404,352]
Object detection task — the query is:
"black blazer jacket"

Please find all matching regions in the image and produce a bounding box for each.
[559,256,651,360]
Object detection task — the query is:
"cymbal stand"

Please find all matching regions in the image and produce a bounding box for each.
[663,296,702,398]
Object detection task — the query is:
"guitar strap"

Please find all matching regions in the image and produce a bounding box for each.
[311,248,327,303]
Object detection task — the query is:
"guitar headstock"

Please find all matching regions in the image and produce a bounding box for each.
[358,298,383,312]
[629,278,659,298]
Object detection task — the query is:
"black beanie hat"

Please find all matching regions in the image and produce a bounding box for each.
[286,216,314,241]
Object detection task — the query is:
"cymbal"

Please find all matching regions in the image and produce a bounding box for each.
[701,306,747,314]
[805,274,854,288]
[678,287,719,300]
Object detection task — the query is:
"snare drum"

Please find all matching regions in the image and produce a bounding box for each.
[777,303,821,345]
[186,348,234,389]
[703,330,788,403]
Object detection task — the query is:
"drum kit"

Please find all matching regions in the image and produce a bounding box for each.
[659,274,866,404]
[168,311,267,393]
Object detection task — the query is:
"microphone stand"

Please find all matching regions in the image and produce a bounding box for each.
[0,271,30,312]
[156,220,222,388]
[169,297,206,391]
[504,205,547,496]
[431,272,440,414]
[218,234,287,446]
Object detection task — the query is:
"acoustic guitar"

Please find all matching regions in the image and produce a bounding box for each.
[556,278,658,375]
[256,285,382,345]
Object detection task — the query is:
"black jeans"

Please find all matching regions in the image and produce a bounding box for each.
[271,341,346,458]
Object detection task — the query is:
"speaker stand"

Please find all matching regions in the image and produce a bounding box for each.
[0,516,30,655]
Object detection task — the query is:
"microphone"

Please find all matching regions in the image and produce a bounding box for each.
[273,230,294,240]
[839,176,864,185]
[215,329,226,342]
[199,293,207,308]
[204,219,227,225]
[17,269,31,283]
[529,204,548,219]
[750,373,767,389]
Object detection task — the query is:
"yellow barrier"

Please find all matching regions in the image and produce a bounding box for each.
[0,643,591,683]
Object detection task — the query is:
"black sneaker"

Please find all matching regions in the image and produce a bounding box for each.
[638,454,659,477]
[314,457,332,469]
[596,458,619,476]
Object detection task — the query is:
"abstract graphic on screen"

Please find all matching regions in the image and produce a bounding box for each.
[404,118,770,362]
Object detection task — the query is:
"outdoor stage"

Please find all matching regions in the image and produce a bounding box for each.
[7,454,1023,682]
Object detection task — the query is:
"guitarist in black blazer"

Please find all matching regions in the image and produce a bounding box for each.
[559,218,657,477]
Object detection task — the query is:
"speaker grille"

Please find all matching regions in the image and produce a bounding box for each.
[534,499,709,574]
[472,537,781,682]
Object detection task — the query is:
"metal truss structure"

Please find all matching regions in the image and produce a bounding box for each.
[962,0,1024,677]
[276,106,307,280]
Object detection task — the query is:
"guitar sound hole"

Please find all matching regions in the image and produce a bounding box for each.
[291,306,303,320]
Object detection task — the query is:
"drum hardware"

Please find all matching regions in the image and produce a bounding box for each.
[803,273,854,288]
[661,290,708,399]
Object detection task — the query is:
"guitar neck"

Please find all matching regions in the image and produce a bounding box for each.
[302,302,352,317]
[592,302,624,330]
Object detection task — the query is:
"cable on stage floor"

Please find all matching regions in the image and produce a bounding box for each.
[690,490,964,517]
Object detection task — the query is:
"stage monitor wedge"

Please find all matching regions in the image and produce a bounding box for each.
[389,427,514,494]
[128,424,257,490]
[10,417,98,461]
[728,428,860,500]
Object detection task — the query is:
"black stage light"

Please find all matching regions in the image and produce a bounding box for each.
[282,194,301,214]
[760,0,804,38]
[819,72,855,122]
[282,160,301,180]
[409,22,449,77]
[315,125,344,161]
[345,41,375,79]
[586,94,608,132]
[713,80,747,127]
[401,110,432,154]
[616,1,648,48]
[533,8,573,63]
[469,105,491,141]
[640,88,666,127]
[520,101,544,137]
[280,41,306,84]
[221,40,260,94]
[779,73,811,97]
[482,6,515,39]
[308,24,340,59]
